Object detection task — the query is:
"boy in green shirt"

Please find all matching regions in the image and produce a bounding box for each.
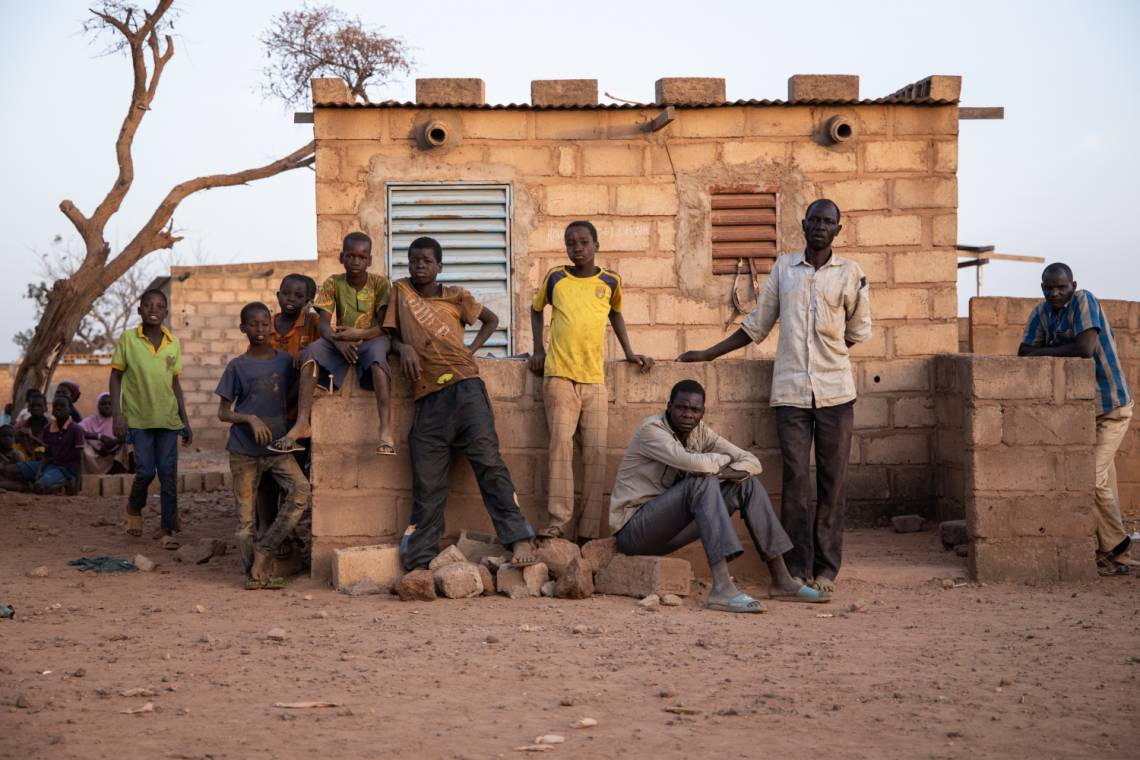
[110,289,192,549]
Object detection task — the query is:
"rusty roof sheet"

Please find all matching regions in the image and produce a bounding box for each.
[314,97,957,110]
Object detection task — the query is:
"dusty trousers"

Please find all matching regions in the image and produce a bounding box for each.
[775,400,854,583]
[542,376,607,539]
[401,378,534,570]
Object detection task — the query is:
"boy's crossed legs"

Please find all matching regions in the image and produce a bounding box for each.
[230,452,311,588]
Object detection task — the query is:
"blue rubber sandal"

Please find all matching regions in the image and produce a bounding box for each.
[769,585,830,603]
[706,593,766,614]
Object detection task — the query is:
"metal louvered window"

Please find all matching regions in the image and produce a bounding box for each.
[386,184,512,356]
[710,185,780,275]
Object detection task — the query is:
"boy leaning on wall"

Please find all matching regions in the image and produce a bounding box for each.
[529,220,652,541]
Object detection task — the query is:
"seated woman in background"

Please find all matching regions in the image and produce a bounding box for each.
[79,393,130,475]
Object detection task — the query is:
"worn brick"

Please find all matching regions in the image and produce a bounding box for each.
[970,448,1057,492]
[1064,361,1097,401]
[872,288,931,320]
[1063,448,1096,492]
[713,361,771,403]
[496,562,549,598]
[654,292,721,325]
[314,109,384,140]
[970,539,1058,583]
[847,465,890,500]
[486,145,554,175]
[1002,404,1095,446]
[932,214,957,246]
[968,358,1054,400]
[933,141,958,173]
[791,143,856,173]
[863,140,928,172]
[594,554,692,598]
[893,322,958,356]
[853,396,890,429]
[861,358,931,393]
[331,544,403,592]
[844,252,888,284]
[722,141,788,165]
[893,106,958,135]
[557,146,577,176]
[624,361,709,404]
[891,250,957,284]
[817,179,888,212]
[964,403,1003,447]
[543,184,609,216]
[434,562,484,599]
[893,396,935,428]
[614,184,678,215]
[417,77,484,104]
[312,491,401,538]
[893,178,957,209]
[531,79,597,106]
[534,111,606,140]
[655,77,726,104]
[582,144,644,176]
[675,109,744,138]
[969,494,1093,540]
[460,111,527,139]
[855,215,922,246]
[787,74,859,101]
[863,433,928,464]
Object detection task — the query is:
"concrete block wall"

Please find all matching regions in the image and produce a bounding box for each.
[968,296,1139,515]
[170,260,318,449]
[309,357,942,582]
[1,358,112,418]
[935,354,1098,583]
[313,98,960,364]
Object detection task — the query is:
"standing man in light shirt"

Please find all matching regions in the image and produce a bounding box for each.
[679,199,871,593]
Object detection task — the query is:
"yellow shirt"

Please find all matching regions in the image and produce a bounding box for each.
[533,266,623,385]
[110,324,183,430]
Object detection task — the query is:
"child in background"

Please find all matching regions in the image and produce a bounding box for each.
[79,392,129,475]
[0,426,25,465]
[109,288,192,549]
[529,220,652,540]
[1,395,85,493]
[216,302,311,589]
[14,392,48,460]
[54,380,83,423]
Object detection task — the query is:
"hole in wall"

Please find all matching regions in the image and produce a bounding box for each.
[873,375,881,383]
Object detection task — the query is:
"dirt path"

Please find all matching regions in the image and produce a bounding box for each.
[2,490,1138,759]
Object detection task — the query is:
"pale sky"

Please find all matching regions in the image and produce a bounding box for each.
[2,0,1138,362]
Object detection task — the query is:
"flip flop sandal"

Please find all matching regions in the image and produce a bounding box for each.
[267,440,305,454]
[375,443,397,456]
[769,585,831,603]
[124,513,143,537]
[160,535,181,551]
[706,593,766,614]
[1096,558,1130,577]
[536,526,564,539]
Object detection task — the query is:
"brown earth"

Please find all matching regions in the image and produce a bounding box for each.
[2,490,1138,759]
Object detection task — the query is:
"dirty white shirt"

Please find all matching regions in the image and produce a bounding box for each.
[609,414,763,533]
[741,251,872,408]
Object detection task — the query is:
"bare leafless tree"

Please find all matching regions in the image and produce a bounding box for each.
[260,3,412,105]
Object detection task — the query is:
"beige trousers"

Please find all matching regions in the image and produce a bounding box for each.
[543,376,607,539]
[1094,401,1133,558]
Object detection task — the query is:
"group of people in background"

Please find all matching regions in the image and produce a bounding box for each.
[3,197,1132,603]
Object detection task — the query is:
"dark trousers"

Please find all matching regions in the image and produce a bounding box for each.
[775,401,855,582]
[401,378,534,570]
[615,475,793,568]
[127,428,179,533]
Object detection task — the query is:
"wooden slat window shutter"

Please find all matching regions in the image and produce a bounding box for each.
[710,185,780,275]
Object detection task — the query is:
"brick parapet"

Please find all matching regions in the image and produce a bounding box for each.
[934,354,1098,583]
[308,357,942,581]
[967,296,1139,515]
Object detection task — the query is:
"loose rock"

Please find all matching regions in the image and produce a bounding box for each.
[891,515,924,533]
[580,537,617,571]
[554,557,594,600]
[395,568,437,601]
[940,519,968,549]
[660,594,683,607]
[133,554,156,573]
[455,530,505,565]
[534,735,565,745]
[266,627,287,641]
[434,562,484,599]
[541,581,556,597]
[571,718,597,729]
[476,565,496,597]
[342,579,383,597]
[637,594,660,611]
[497,562,549,598]
[955,544,969,558]
[27,566,49,578]
[536,538,581,578]
[427,544,466,571]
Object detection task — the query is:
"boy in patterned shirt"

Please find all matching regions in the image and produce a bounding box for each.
[1019,263,1134,576]
[275,233,395,455]
[529,220,652,540]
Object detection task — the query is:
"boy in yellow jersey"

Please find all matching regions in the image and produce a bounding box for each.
[529,221,652,540]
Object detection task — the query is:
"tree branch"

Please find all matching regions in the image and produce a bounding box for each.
[103,141,316,283]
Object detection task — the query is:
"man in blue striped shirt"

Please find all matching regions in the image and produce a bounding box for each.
[1018,263,1134,575]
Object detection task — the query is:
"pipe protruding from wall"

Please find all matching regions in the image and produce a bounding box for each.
[423,121,450,147]
[826,115,855,143]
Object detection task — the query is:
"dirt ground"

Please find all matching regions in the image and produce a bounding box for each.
[2,490,1138,760]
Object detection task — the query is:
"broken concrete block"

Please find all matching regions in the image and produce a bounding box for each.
[892,515,924,533]
[637,594,660,611]
[940,519,968,549]
[175,539,223,565]
[594,555,691,598]
[536,538,581,578]
[581,537,618,571]
[476,564,495,596]
[455,530,505,566]
[553,557,594,600]
[395,568,436,601]
[330,544,402,593]
[428,544,466,571]
[497,562,549,598]
[434,562,484,599]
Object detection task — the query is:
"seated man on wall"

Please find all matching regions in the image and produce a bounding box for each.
[608,379,830,613]
[1018,262,1134,576]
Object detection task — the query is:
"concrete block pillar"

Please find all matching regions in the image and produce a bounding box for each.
[311,77,352,105]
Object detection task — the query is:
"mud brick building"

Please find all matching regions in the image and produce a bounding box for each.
[153,73,1135,584]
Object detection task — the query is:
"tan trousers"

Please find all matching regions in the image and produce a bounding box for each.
[543,376,607,539]
[1094,401,1133,558]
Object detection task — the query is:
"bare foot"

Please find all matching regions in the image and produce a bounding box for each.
[812,577,836,593]
[510,539,539,567]
[282,423,311,444]
[250,549,272,583]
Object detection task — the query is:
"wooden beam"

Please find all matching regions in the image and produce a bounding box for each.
[294,112,314,124]
[960,107,1004,120]
[957,259,991,269]
[974,252,1045,264]
[956,244,995,253]
[644,106,675,132]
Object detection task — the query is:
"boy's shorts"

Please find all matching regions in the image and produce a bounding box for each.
[15,461,76,491]
[302,335,391,391]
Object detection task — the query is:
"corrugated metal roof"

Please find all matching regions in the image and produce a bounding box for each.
[315,97,956,110]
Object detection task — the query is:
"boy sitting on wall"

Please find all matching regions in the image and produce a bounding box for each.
[384,236,539,570]
[275,233,395,456]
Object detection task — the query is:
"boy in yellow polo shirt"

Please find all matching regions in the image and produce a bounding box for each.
[529,221,652,540]
[109,289,192,549]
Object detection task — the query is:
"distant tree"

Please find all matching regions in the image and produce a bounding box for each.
[13,0,410,405]
[260,4,411,105]
[14,236,160,355]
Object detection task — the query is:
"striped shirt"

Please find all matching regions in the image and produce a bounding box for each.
[1022,290,1132,415]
